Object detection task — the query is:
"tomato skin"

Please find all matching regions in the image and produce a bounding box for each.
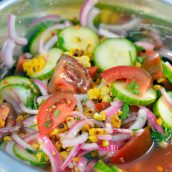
[95,102,110,112]
[101,66,152,95]
[110,127,153,164]
[87,66,98,78]
[37,93,76,135]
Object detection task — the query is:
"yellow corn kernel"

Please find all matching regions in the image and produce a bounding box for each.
[58,123,68,133]
[60,151,68,161]
[23,55,46,76]
[135,62,142,68]
[73,156,80,163]
[100,86,110,99]
[51,128,59,136]
[102,140,109,147]
[116,111,123,116]
[93,112,106,121]
[89,128,105,135]
[66,117,74,123]
[16,115,24,122]
[157,78,165,83]
[156,118,163,125]
[3,136,12,142]
[82,124,91,132]
[0,119,5,128]
[74,55,91,68]
[66,147,72,152]
[102,95,111,102]
[111,115,121,128]
[32,143,40,149]
[89,135,98,143]
[55,142,62,151]
[87,88,100,100]
[153,85,161,91]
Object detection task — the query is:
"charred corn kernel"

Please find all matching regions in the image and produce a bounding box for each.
[66,147,72,152]
[102,95,111,102]
[3,136,12,142]
[87,88,100,100]
[82,124,91,132]
[93,112,106,121]
[73,157,80,163]
[32,143,40,149]
[66,117,74,123]
[60,151,68,161]
[153,85,161,91]
[0,119,5,128]
[23,55,46,76]
[135,62,142,67]
[102,140,109,147]
[156,118,163,125]
[100,86,110,99]
[58,123,68,133]
[51,128,59,136]
[111,115,121,128]
[55,142,62,151]
[16,115,24,122]
[89,135,98,143]
[74,55,91,68]
[89,128,105,135]
[157,78,165,83]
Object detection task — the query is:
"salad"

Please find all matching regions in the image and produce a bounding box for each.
[1,0,172,171]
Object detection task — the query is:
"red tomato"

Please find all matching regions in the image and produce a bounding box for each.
[48,55,92,94]
[110,127,153,164]
[15,54,26,73]
[95,102,110,112]
[87,66,98,78]
[101,66,152,95]
[37,93,77,135]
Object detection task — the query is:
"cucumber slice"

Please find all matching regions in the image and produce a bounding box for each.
[23,22,56,55]
[111,81,156,105]
[30,48,63,80]
[58,26,99,55]
[0,75,40,95]
[154,92,172,128]
[0,84,34,107]
[13,144,48,167]
[93,38,137,71]
[162,61,172,84]
[94,160,113,172]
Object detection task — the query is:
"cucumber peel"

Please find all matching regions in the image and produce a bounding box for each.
[111,81,156,105]
[162,61,172,84]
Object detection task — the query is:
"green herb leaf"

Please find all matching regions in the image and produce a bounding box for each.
[83,97,89,103]
[44,120,51,127]
[54,110,61,117]
[120,103,130,120]
[151,130,166,143]
[137,56,145,64]
[127,80,140,95]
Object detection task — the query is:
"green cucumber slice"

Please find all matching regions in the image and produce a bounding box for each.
[154,92,172,128]
[94,160,113,172]
[58,26,99,55]
[13,144,48,167]
[93,38,137,71]
[162,61,172,84]
[23,22,56,55]
[111,81,156,105]
[0,75,40,95]
[30,48,63,80]
[0,84,35,107]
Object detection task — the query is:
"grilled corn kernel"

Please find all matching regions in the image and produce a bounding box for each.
[55,142,62,151]
[66,117,74,123]
[66,147,72,152]
[3,136,12,142]
[82,124,91,132]
[51,128,59,136]
[23,55,46,76]
[58,123,68,133]
[60,151,68,161]
[93,112,106,121]
[73,157,80,163]
[0,120,5,128]
[32,143,40,149]
[16,115,24,122]
[156,118,163,125]
[102,140,109,147]
[87,88,100,100]
[74,55,91,68]
[153,85,161,91]
[100,86,110,99]
[135,62,142,67]
[89,135,98,143]
[89,128,105,135]
[111,115,121,128]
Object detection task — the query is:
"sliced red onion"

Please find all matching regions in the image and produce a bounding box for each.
[44,35,58,52]
[24,53,32,59]
[111,133,130,142]
[61,144,82,170]
[99,142,121,152]
[37,95,50,105]
[30,14,61,27]
[5,141,15,156]
[84,160,97,172]
[1,39,16,69]
[75,95,83,113]
[98,134,112,140]
[8,15,28,45]
[24,133,38,143]
[78,157,87,172]
[66,119,76,128]
[160,87,172,106]
[32,79,48,96]
[80,0,98,26]
[104,123,113,134]
[70,111,90,122]
[122,112,137,125]
[99,28,120,38]
[0,125,20,134]
[12,133,35,151]
[65,120,92,139]
[74,94,87,101]
[39,24,66,54]
[158,48,172,61]
[81,143,98,151]
[61,132,88,148]
[93,120,105,127]
[136,41,154,50]
[39,135,64,172]
[24,128,37,134]
[23,116,37,128]
[19,103,38,114]
[129,107,147,130]
[85,100,96,110]
[87,8,100,31]
[64,20,73,27]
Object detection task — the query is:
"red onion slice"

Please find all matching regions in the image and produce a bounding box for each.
[24,133,38,143]
[81,143,98,151]
[61,132,88,148]
[19,103,38,114]
[98,134,112,140]
[111,133,131,142]
[0,125,20,134]
[104,123,113,134]
[84,160,97,172]
[8,15,28,45]
[75,95,83,113]
[99,142,121,152]
[33,79,48,96]
[78,157,88,172]
[23,116,37,128]
[136,41,154,50]
[160,87,172,106]
[43,35,58,52]
[85,100,96,110]
[1,39,16,69]
[70,111,91,122]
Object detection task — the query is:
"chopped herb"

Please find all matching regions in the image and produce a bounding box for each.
[76,116,81,121]
[135,45,145,52]
[137,56,145,64]
[30,123,38,128]
[127,80,140,95]
[44,120,51,127]
[132,128,139,132]
[120,103,130,120]
[54,110,61,117]
[151,130,166,143]
[83,97,88,102]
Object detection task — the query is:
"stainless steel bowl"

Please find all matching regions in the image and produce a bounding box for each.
[0,0,172,171]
